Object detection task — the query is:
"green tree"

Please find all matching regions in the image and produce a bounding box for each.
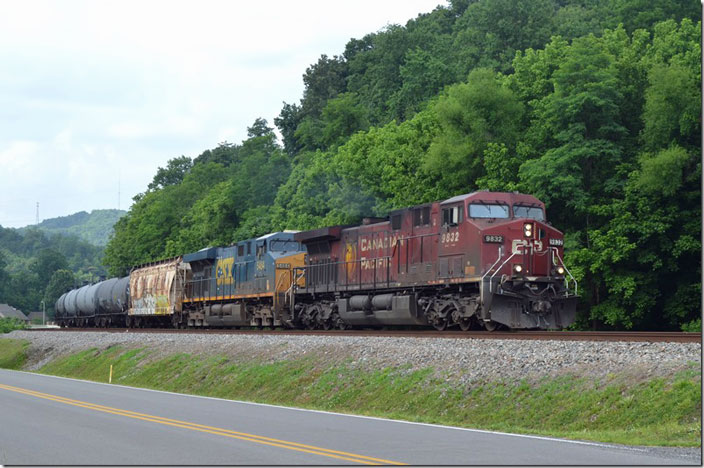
[274,102,304,156]
[43,269,75,316]
[574,145,701,329]
[452,0,557,74]
[194,142,239,167]
[319,93,369,149]
[388,48,452,121]
[31,249,69,287]
[147,156,193,191]
[424,68,524,198]
[0,250,8,302]
[519,34,626,226]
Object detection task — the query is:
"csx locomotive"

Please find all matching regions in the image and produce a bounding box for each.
[55,191,578,330]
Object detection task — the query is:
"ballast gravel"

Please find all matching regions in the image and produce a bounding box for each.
[7,330,700,385]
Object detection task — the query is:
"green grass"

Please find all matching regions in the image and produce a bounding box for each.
[24,344,700,447]
[0,318,27,334]
[0,338,29,369]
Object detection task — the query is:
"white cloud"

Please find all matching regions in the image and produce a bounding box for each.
[0,0,447,227]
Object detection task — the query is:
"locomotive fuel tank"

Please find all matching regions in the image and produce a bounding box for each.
[338,293,426,326]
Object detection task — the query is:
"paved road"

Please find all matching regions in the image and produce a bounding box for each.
[0,369,698,465]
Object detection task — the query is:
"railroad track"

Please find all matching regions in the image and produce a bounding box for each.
[28,328,701,343]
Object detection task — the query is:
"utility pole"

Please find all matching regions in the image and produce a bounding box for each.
[40,300,45,326]
[35,202,39,225]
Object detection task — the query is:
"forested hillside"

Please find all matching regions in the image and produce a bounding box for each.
[104,0,701,331]
[0,226,106,314]
[19,209,126,246]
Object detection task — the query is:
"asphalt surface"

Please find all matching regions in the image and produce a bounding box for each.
[0,369,699,465]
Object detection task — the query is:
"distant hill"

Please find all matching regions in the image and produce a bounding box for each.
[22,209,126,246]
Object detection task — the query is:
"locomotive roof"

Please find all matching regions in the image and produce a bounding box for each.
[256,231,297,241]
[294,225,353,243]
[441,191,544,207]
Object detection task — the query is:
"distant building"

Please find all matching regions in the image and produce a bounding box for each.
[0,304,30,323]
[28,312,45,323]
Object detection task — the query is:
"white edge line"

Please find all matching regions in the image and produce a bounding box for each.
[0,368,654,453]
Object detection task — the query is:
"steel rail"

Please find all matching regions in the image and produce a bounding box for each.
[26,328,702,343]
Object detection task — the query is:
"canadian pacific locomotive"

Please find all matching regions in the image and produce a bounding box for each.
[55,191,578,330]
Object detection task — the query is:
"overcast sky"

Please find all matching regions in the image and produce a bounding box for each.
[0,0,445,228]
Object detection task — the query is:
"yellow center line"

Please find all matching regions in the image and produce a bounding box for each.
[0,383,406,466]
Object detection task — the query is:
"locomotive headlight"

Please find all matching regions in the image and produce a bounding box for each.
[523,222,533,238]
[514,264,523,273]
[557,266,565,275]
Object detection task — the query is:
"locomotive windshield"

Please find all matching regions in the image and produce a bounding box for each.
[468,203,509,218]
[513,205,545,220]
[269,239,300,252]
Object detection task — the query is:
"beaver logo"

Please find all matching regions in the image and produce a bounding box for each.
[345,241,357,280]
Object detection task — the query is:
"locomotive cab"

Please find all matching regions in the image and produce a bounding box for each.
[462,191,578,329]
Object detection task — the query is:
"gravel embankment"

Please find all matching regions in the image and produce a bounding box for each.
[7,330,700,385]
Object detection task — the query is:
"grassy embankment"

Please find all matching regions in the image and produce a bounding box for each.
[0,338,700,447]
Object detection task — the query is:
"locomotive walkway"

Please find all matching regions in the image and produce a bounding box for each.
[0,369,698,465]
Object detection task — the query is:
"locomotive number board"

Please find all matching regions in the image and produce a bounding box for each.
[484,235,503,243]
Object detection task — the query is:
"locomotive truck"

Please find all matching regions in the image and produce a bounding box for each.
[55,191,578,330]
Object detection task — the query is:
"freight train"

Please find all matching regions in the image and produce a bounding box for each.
[55,191,578,330]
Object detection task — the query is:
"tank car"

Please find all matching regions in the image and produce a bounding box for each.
[94,276,130,326]
[291,191,578,330]
[62,286,82,327]
[55,292,68,326]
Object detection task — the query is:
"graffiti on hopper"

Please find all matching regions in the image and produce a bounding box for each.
[131,295,170,315]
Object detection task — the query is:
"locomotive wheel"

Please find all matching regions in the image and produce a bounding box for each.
[432,318,448,331]
[458,318,472,331]
[333,313,348,330]
[483,320,498,331]
[426,303,447,331]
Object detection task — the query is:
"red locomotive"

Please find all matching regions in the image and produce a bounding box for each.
[292,191,578,330]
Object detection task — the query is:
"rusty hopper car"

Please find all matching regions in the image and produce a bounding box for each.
[292,191,578,330]
[127,257,189,328]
